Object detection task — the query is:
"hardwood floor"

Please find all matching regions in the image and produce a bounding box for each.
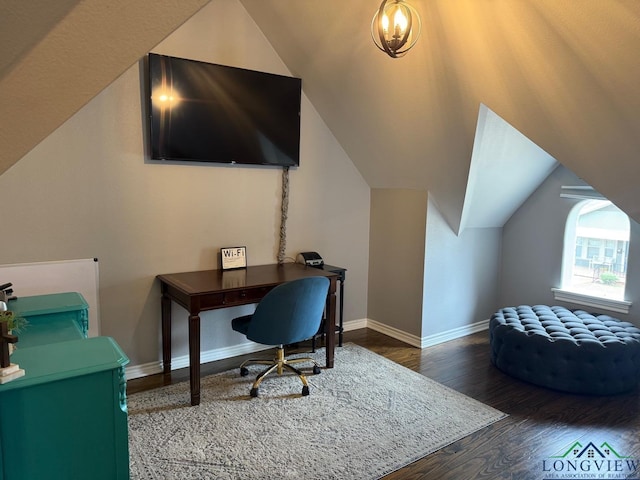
[128,328,640,479]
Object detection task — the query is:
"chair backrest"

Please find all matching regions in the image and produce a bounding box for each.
[245,276,330,345]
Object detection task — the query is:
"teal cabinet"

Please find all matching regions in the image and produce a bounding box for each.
[0,337,129,480]
[0,293,129,480]
[8,292,88,348]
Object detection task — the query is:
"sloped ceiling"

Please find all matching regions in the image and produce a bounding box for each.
[460,104,558,230]
[0,0,209,175]
[239,0,640,230]
[2,0,640,230]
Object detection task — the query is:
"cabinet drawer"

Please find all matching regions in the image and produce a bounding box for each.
[223,287,272,305]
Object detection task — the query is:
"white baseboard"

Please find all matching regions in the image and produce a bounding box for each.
[418,319,490,348]
[125,342,271,380]
[363,319,423,347]
[343,317,367,331]
[351,317,490,349]
[125,318,490,380]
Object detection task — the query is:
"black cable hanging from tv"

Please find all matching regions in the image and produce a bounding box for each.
[277,166,289,264]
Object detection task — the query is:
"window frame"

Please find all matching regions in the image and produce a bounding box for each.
[554,191,632,314]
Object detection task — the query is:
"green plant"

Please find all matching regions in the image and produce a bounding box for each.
[600,271,619,286]
[0,310,27,333]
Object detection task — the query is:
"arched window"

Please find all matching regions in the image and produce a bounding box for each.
[561,199,630,301]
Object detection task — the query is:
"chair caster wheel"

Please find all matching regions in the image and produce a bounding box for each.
[240,367,249,377]
[302,385,310,396]
[250,387,259,397]
[313,365,321,375]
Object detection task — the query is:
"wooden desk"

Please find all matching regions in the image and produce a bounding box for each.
[157,263,338,406]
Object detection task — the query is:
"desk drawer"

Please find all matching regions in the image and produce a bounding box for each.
[223,287,272,305]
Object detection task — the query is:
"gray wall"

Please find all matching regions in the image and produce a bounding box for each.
[423,196,502,336]
[368,189,428,337]
[501,164,640,326]
[6,1,633,364]
[367,191,502,342]
[0,1,371,367]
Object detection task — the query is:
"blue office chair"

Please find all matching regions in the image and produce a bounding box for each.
[231,276,330,397]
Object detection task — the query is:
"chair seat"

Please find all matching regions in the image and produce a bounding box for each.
[231,314,252,336]
[230,276,330,397]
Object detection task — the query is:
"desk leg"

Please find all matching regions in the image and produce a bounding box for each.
[161,294,172,374]
[338,278,345,347]
[189,314,201,406]
[325,289,336,368]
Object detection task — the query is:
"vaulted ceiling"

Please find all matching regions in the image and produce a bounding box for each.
[0,0,209,175]
[2,0,640,230]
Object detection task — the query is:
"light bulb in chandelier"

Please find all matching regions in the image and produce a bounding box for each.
[371,0,421,58]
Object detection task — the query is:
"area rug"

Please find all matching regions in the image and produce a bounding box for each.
[128,343,506,479]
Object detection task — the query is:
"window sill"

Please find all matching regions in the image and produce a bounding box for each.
[551,288,631,314]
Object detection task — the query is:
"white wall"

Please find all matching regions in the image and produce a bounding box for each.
[423,196,502,337]
[0,0,370,367]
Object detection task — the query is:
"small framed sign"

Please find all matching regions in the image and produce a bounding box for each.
[220,246,247,270]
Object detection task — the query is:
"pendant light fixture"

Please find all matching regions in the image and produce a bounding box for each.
[371,0,421,58]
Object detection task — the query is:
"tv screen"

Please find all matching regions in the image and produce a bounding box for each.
[148,53,301,166]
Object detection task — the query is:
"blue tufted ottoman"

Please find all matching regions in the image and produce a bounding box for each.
[489,305,640,395]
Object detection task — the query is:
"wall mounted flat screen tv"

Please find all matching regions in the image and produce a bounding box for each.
[148,53,301,166]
